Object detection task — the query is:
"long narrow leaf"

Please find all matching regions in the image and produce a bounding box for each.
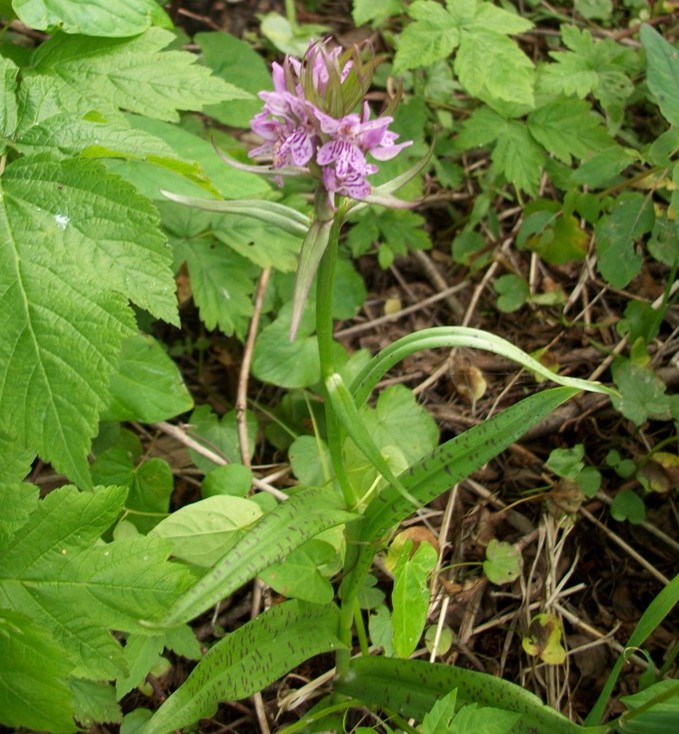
[350,327,615,407]
[144,601,343,734]
[586,572,679,726]
[156,487,354,627]
[161,190,310,237]
[291,217,333,339]
[326,372,420,507]
[336,656,588,734]
[341,387,580,604]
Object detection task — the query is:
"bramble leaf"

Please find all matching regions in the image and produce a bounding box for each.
[455,30,534,107]
[0,154,177,485]
[393,1,461,72]
[103,334,193,423]
[595,193,654,288]
[492,120,544,195]
[527,97,612,164]
[195,31,272,128]
[13,0,168,37]
[0,609,76,732]
[641,25,679,127]
[30,27,248,122]
[0,485,193,679]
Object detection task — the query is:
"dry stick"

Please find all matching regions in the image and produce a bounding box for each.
[428,485,459,663]
[579,507,671,585]
[334,283,468,338]
[152,421,289,501]
[236,267,271,466]
[412,249,466,321]
[235,267,273,734]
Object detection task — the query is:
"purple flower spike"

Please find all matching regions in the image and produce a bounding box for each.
[247,39,411,204]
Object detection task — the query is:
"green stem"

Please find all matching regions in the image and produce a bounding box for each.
[353,600,370,656]
[314,202,362,676]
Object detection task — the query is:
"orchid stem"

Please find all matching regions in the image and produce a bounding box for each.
[314,202,361,676]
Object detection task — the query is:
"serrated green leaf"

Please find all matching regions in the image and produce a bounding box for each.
[13,0,167,37]
[158,488,354,626]
[30,27,247,122]
[15,106,177,162]
[595,193,654,288]
[337,656,581,734]
[420,688,457,734]
[491,120,544,195]
[641,25,679,127]
[456,30,534,107]
[527,98,612,164]
[469,2,532,35]
[0,483,39,541]
[145,601,343,734]
[103,333,193,423]
[70,679,121,727]
[196,31,272,128]
[150,495,262,567]
[0,56,18,146]
[116,633,165,699]
[537,25,638,120]
[394,1,460,72]
[0,485,193,679]
[0,609,76,732]
[0,154,177,484]
[457,106,505,149]
[572,145,638,189]
[353,0,405,26]
[612,361,671,425]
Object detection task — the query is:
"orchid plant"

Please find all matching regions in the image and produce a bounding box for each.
[146,40,618,733]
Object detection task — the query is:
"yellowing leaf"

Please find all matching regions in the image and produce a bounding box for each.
[522,613,566,665]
